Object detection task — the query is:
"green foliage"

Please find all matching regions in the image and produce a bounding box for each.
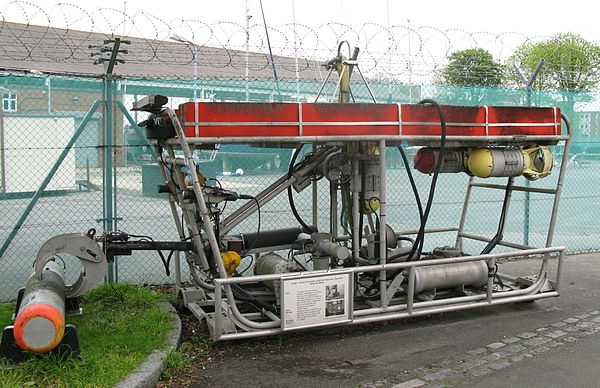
[441,48,504,87]
[0,284,173,387]
[511,33,600,92]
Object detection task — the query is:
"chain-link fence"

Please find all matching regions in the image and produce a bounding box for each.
[0,71,596,301]
[1,8,599,301]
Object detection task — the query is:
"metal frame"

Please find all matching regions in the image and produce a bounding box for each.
[151,103,571,341]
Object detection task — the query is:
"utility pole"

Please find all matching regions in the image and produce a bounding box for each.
[90,37,129,283]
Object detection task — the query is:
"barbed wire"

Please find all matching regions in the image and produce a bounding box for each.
[0,1,564,82]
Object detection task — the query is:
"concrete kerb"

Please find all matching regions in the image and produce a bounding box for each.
[115,301,182,388]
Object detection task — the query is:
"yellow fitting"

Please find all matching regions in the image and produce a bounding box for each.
[221,251,241,277]
[522,145,553,181]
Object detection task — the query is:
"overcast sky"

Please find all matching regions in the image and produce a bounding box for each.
[1,0,598,41]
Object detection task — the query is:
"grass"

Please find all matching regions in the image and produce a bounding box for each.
[0,283,174,387]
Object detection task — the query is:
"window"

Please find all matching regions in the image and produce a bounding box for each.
[2,93,17,112]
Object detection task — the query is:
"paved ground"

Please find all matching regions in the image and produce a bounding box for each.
[179,253,600,388]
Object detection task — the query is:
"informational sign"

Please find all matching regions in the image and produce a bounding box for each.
[281,271,352,331]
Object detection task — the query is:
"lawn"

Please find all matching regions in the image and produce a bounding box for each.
[0,283,174,387]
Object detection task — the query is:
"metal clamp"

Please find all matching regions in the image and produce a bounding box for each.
[34,232,107,298]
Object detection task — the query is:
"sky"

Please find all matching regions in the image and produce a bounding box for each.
[1,0,598,42]
[1,0,597,83]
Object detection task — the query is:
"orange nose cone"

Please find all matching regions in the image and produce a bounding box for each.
[13,303,65,353]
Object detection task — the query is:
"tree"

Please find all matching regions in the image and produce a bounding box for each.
[440,48,504,87]
[510,33,600,92]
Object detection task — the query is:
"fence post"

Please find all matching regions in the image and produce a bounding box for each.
[102,76,116,283]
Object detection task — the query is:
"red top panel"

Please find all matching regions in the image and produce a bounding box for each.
[177,102,561,139]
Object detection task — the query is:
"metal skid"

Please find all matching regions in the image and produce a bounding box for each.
[141,96,571,341]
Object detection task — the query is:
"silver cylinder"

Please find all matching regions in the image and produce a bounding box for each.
[412,261,488,294]
[317,241,350,261]
[254,253,297,289]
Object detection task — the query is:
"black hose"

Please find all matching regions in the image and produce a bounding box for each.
[480,177,514,255]
[411,99,447,260]
[287,145,312,231]
[408,99,447,261]
[127,234,171,276]
[231,283,277,314]
[388,146,425,262]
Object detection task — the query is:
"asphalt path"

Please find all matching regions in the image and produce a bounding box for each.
[188,253,600,388]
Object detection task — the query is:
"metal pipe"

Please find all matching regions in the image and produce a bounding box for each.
[486,258,495,303]
[312,143,318,226]
[167,109,280,329]
[351,292,559,325]
[407,267,415,314]
[189,263,215,291]
[167,135,570,145]
[459,232,534,250]
[399,226,459,236]
[162,145,211,270]
[379,140,387,309]
[330,182,338,237]
[213,246,564,285]
[215,291,560,341]
[354,269,548,318]
[555,250,565,291]
[455,176,474,252]
[220,173,291,234]
[546,114,572,248]
[470,182,556,194]
[352,153,360,263]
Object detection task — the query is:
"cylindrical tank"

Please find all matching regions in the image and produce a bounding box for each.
[467,148,524,178]
[412,261,488,294]
[414,148,465,174]
[254,253,297,289]
[13,260,66,353]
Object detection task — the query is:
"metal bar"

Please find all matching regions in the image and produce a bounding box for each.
[314,67,334,102]
[0,100,101,260]
[407,267,415,314]
[104,79,115,283]
[105,241,195,251]
[212,246,564,285]
[355,65,377,103]
[311,143,318,226]
[355,266,549,317]
[216,290,560,341]
[352,153,360,263]
[486,258,495,303]
[330,64,346,103]
[459,232,534,250]
[182,120,561,128]
[163,145,211,270]
[168,109,280,330]
[167,135,570,145]
[455,176,475,252]
[220,174,292,235]
[153,142,196,279]
[398,226,459,236]
[556,250,565,292]
[214,283,223,341]
[330,182,338,237]
[546,114,572,248]
[379,140,387,309]
[470,182,556,194]
[351,292,559,326]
